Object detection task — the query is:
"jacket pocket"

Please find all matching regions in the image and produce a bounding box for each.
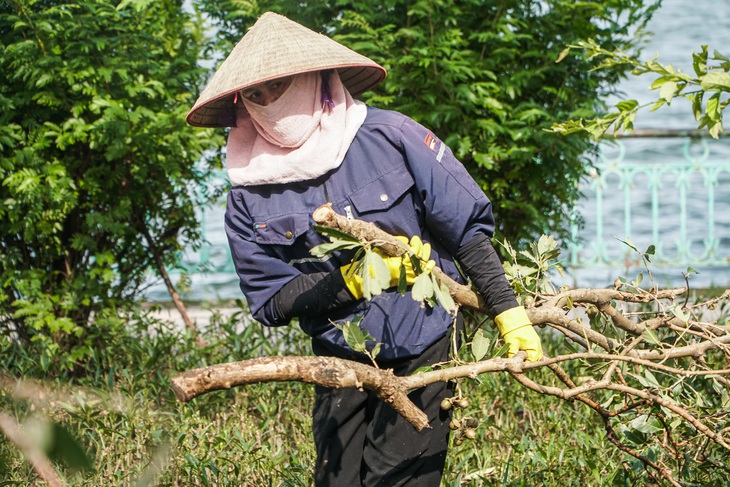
[349,164,414,215]
[252,212,310,246]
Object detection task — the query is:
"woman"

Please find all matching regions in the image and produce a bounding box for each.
[187,12,542,487]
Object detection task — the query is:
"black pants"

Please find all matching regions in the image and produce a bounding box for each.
[312,327,456,487]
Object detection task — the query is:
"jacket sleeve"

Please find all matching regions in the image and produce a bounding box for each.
[398,116,518,315]
[224,190,302,326]
[456,233,519,317]
[398,116,496,255]
[269,270,356,321]
[226,190,358,326]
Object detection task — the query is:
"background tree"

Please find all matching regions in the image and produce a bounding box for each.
[195,0,661,244]
[0,0,223,371]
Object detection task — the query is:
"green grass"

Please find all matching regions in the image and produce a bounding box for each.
[0,304,663,486]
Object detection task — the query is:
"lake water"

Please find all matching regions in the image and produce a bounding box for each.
[144,0,730,302]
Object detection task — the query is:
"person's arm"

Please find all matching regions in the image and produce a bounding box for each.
[455,233,518,318]
[266,270,355,322]
[456,233,543,362]
[267,235,435,321]
[396,116,542,361]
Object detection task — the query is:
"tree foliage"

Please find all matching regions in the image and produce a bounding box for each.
[0,0,223,370]
[195,0,660,244]
[551,40,730,139]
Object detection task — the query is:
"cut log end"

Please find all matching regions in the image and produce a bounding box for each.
[312,203,335,223]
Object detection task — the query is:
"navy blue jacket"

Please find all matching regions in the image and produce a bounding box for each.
[225,107,495,360]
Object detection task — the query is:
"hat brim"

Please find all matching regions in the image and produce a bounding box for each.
[186,12,386,128]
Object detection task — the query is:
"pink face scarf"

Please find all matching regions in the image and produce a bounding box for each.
[226,71,368,186]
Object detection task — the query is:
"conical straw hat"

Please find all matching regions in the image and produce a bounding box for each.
[186,12,387,127]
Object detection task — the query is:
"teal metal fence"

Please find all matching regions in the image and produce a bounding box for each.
[566,130,730,287]
[161,131,730,300]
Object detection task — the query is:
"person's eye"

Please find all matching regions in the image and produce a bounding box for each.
[243,90,260,101]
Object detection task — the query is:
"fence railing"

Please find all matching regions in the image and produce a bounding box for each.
[565,130,730,287]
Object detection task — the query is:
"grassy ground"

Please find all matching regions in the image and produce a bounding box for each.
[1,305,643,486]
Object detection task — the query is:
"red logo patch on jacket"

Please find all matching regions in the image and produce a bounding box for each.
[424,133,439,152]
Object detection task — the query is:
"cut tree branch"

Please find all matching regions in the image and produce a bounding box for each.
[171,204,730,486]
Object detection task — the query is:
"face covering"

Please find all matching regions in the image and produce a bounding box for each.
[226,71,367,186]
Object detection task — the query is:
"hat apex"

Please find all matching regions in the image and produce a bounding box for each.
[186,12,386,128]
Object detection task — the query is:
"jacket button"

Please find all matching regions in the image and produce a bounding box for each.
[379,193,388,202]
[285,231,293,239]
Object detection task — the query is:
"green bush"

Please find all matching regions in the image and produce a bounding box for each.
[0,0,224,371]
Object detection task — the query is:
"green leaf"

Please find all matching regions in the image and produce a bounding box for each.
[615,99,638,112]
[692,45,709,76]
[642,328,660,345]
[335,319,372,354]
[628,414,663,434]
[371,343,382,360]
[555,46,571,63]
[397,264,408,294]
[309,240,361,257]
[561,338,578,354]
[46,422,94,472]
[642,369,661,389]
[312,225,361,243]
[360,250,391,300]
[700,71,730,91]
[670,304,689,323]
[659,81,678,103]
[709,120,723,139]
[691,91,704,120]
[536,234,558,256]
[432,275,456,314]
[471,329,490,361]
[650,98,666,112]
[411,272,434,303]
[492,342,510,358]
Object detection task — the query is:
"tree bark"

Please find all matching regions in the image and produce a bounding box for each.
[172,355,432,430]
[171,353,532,431]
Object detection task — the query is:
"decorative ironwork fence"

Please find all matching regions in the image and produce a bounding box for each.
[566,130,730,287]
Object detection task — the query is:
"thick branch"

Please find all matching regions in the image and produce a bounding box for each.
[528,307,619,351]
[543,288,688,308]
[312,203,485,311]
[171,356,430,430]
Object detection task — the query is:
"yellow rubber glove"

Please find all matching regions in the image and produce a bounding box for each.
[340,260,369,299]
[341,236,435,299]
[382,236,435,287]
[494,306,543,362]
